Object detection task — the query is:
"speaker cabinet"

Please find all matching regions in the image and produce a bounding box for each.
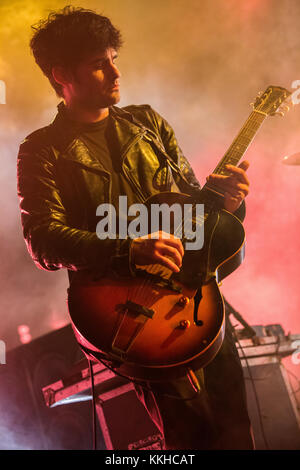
[95,383,164,450]
[0,325,101,450]
[243,360,300,449]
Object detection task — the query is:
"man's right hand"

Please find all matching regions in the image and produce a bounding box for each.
[130,231,184,273]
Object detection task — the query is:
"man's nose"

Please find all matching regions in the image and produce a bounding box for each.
[109,62,121,79]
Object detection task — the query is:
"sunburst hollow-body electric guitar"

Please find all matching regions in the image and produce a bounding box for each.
[68,86,291,382]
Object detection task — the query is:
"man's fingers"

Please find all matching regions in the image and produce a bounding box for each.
[162,237,185,258]
[238,160,250,171]
[225,162,250,186]
[222,182,249,197]
[224,192,243,202]
[150,231,184,257]
[207,174,250,195]
[157,244,182,268]
[208,176,248,191]
[132,231,184,272]
[155,253,180,273]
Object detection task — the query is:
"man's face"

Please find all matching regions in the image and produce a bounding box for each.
[67,47,121,109]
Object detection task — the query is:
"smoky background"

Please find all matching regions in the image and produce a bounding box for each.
[0,0,299,399]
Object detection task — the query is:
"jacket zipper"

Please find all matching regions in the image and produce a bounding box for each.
[121,131,147,202]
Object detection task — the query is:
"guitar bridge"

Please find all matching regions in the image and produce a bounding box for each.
[122,300,154,319]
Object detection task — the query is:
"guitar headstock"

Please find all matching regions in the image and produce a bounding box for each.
[252,85,291,117]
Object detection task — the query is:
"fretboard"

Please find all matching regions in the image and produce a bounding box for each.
[207,110,266,186]
[199,109,267,211]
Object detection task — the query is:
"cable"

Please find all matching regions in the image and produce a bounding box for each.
[231,324,270,450]
[275,351,300,406]
[88,358,97,450]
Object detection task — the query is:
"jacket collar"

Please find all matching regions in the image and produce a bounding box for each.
[50,102,146,173]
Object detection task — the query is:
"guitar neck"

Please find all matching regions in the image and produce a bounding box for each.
[213,110,266,175]
[201,109,267,206]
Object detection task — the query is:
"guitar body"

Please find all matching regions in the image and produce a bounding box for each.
[68,192,245,382]
[69,274,225,382]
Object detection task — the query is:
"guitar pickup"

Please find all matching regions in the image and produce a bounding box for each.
[122,300,154,319]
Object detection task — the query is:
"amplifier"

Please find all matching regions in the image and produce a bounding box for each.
[236,333,300,450]
[42,358,164,450]
[40,325,300,450]
[95,382,164,450]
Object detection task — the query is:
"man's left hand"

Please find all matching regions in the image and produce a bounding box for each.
[206,160,250,213]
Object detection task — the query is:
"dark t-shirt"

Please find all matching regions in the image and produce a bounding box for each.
[74,114,142,236]
[78,115,135,210]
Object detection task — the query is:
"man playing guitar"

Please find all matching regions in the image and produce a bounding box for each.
[17,6,253,449]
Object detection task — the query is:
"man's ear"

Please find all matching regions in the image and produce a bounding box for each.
[51,65,73,89]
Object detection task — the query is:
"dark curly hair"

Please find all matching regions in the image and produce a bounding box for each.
[30,5,123,97]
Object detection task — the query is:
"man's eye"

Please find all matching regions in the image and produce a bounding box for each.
[93,57,117,69]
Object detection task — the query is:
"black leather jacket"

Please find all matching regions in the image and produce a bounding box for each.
[17,103,205,282]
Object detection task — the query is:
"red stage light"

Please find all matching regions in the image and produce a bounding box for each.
[17,325,32,344]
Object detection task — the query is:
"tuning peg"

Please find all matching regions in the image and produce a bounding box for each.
[270,110,285,117]
[285,96,294,107]
[281,104,290,112]
[275,103,290,116]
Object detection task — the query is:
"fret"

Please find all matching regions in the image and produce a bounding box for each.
[173,204,210,240]
[211,111,266,176]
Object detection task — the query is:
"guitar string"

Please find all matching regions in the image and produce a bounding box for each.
[213,111,266,176]
[136,109,264,281]
[127,110,265,309]
[127,109,268,308]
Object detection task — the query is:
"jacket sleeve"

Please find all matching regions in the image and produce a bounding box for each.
[17,139,134,277]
